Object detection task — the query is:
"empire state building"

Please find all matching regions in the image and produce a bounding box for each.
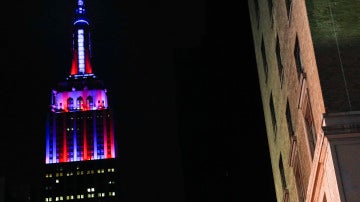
[43,0,120,201]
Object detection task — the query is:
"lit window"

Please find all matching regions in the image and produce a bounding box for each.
[87,187,95,192]
[87,193,95,198]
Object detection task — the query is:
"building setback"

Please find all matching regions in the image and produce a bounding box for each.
[248,0,360,201]
[43,0,120,201]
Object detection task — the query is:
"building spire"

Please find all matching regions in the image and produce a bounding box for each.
[69,0,94,78]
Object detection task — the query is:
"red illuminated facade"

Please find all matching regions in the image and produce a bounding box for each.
[44,1,119,201]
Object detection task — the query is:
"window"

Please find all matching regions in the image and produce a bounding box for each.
[87,96,94,109]
[279,154,287,189]
[294,155,305,201]
[261,36,268,82]
[285,0,292,19]
[270,93,277,136]
[279,154,289,201]
[286,100,294,138]
[276,35,284,86]
[254,0,260,28]
[76,96,84,110]
[287,100,297,166]
[294,35,304,81]
[303,91,316,159]
[97,100,104,108]
[67,98,74,111]
[323,194,327,202]
[267,0,274,26]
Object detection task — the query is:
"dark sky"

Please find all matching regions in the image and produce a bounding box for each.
[0,0,276,201]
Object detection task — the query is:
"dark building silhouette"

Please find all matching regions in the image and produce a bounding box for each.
[0,177,32,202]
[0,178,4,202]
[43,0,120,201]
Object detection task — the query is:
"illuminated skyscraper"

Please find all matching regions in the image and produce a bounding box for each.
[44,0,119,201]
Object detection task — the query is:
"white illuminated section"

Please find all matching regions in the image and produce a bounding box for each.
[78,0,83,6]
[74,19,89,25]
[78,29,85,74]
[73,124,78,162]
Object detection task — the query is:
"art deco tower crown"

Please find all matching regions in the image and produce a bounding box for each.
[45,0,117,164]
[43,1,119,201]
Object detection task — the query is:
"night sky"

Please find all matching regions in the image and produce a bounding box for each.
[0,0,276,201]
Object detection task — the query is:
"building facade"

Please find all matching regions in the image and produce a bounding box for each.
[43,0,120,201]
[248,0,360,201]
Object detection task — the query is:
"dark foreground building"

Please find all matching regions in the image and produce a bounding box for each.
[248,0,360,201]
[43,0,120,201]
